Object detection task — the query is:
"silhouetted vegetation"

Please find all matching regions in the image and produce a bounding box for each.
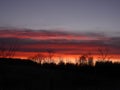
[0,58,120,90]
[0,38,19,58]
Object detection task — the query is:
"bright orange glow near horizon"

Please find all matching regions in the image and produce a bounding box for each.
[13,51,120,64]
[0,29,120,64]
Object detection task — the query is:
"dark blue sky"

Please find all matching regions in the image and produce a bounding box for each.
[0,0,120,32]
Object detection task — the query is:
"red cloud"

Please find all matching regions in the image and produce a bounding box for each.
[0,29,120,62]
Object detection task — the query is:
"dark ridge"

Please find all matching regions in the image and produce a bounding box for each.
[0,58,120,90]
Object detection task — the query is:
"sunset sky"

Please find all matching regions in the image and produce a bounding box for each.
[0,29,120,63]
[0,0,120,63]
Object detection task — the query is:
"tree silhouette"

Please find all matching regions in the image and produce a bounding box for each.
[86,52,94,66]
[97,47,112,61]
[79,55,87,65]
[0,39,18,58]
[29,53,46,64]
[88,57,94,66]
[58,56,64,64]
[46,49,55,63]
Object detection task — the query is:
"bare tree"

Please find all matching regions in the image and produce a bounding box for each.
[97,47,112,61]
[0,39,18,58]
[46,49,55,63]
[79,55,87,65]
[78,51,94,66]
[29,53,46,64]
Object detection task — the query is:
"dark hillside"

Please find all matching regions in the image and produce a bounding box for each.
[0,58,120,90]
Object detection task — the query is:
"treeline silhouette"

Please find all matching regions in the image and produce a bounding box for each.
[0,58,120,90]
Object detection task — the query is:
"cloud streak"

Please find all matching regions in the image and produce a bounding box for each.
[0,29,120,60]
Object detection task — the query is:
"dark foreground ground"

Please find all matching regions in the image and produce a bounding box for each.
[0,58,120,90]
